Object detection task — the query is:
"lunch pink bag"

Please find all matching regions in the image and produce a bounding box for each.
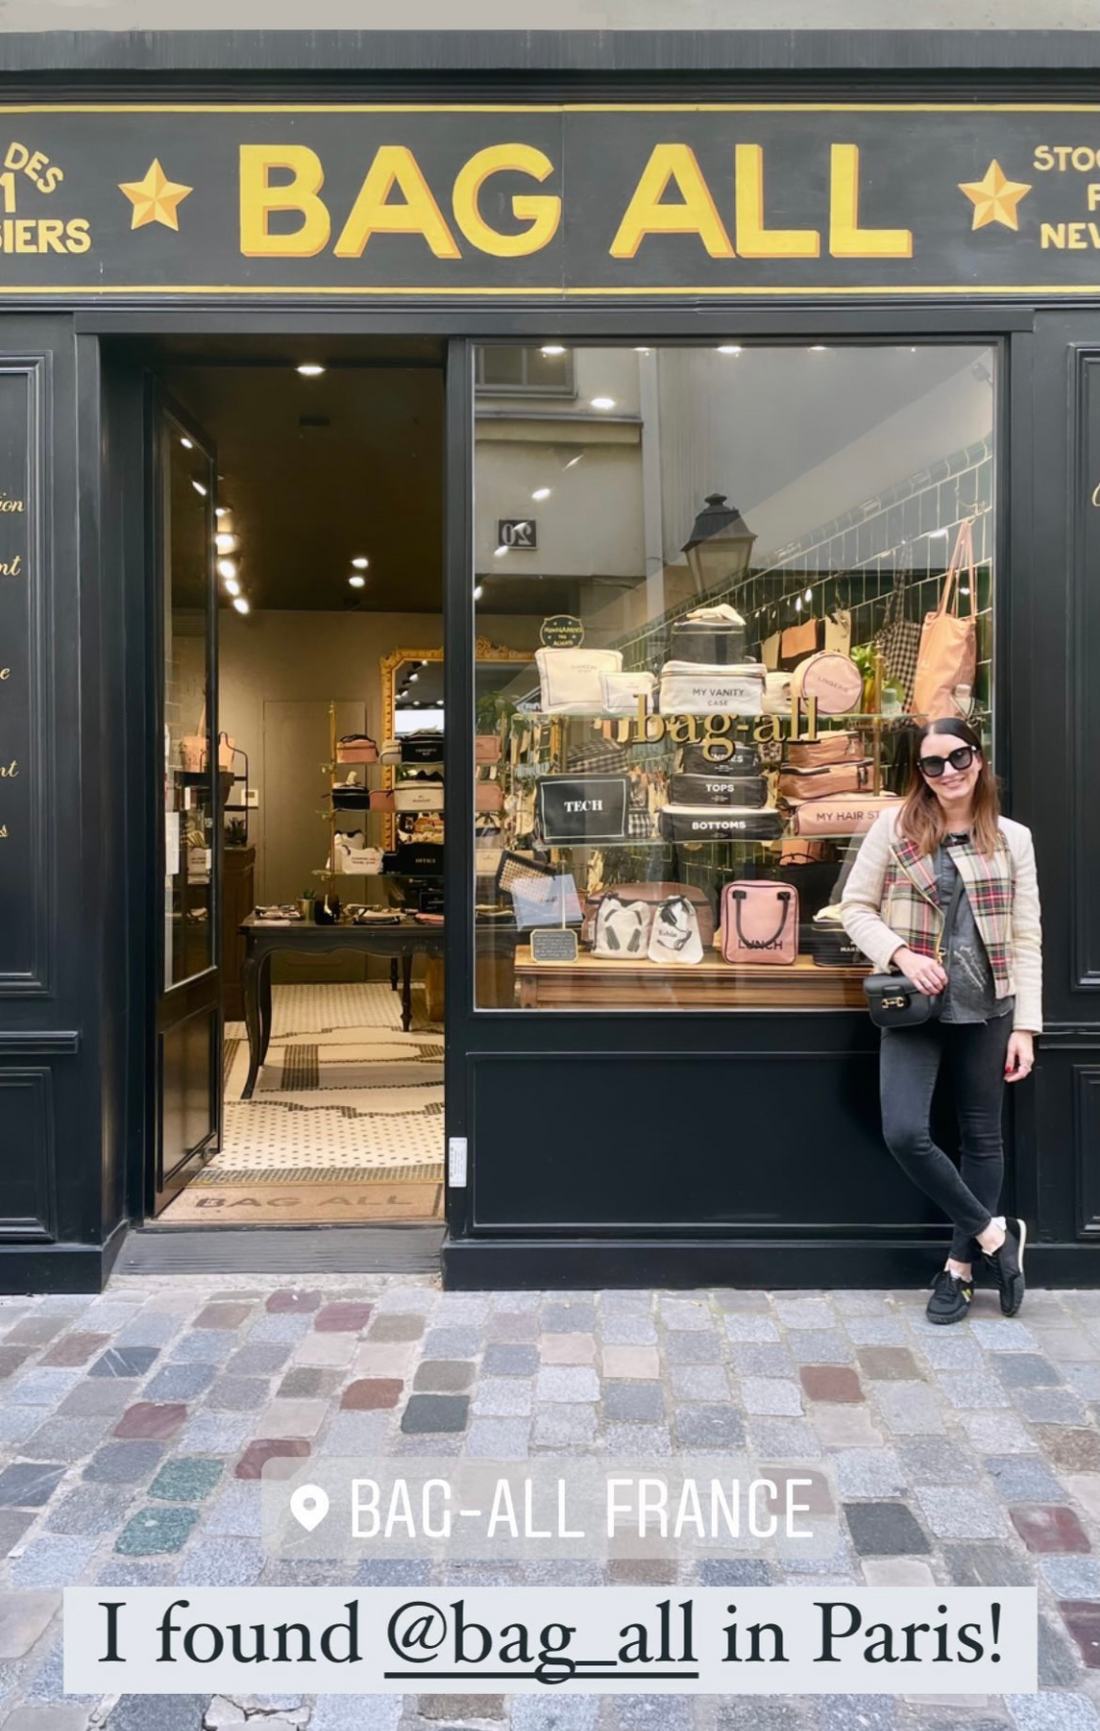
[720,880,799,965]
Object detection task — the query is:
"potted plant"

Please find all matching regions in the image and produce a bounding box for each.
[298,888,317,922]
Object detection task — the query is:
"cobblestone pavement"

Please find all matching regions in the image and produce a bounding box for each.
[0,1274,1096,1731]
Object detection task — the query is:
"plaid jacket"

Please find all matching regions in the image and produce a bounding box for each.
[840,808,1043,1032]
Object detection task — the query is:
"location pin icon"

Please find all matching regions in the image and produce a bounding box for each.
[290,1484,330,1532]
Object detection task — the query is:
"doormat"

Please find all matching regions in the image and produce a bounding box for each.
[190,1161,443,1186]
[158,1180,444,1225]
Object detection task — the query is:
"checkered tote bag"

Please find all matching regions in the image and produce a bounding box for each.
[875,568,922,706]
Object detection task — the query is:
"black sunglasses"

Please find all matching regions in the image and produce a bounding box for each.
[919,744,975,778]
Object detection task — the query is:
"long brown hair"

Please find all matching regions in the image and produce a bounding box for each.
[898,717,1002,857]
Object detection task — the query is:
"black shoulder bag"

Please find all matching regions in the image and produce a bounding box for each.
[862,871,965,1030]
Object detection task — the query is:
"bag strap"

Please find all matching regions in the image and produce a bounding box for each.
[934,868,967,964]
[938,519,977,622]
[732,887,792,950]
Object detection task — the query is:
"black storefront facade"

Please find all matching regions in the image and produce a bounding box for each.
[0,30,1097,1294]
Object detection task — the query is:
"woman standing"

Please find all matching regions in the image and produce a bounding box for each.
[840,717,1042,1324]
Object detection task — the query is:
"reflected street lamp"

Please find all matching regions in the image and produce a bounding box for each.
[681,493,757,597]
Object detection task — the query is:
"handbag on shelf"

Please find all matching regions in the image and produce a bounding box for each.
[786,731,865,769]
[776,759,875,802]
[582,881,715,949]
[475,779,503,814]
[332,784,372,810]
[792,650,864,716]
[600,670,657,714]
[393,781,444,813]
[535,646,623,714]
[367,787,395,812]
[720,880,799,965]
[778,618,824,670]
[659,662,765,716]
[536,774,629,844]
[658,804,784,842]
[677,739,760,778]
[668,603,748,666]
[803,906,867,969]
[874,566,922,706]
[647,894,705,964]
[911,518,978,721]
[783,792,903,837]
[760,628,782,672]
[336,734,379,764]
[475,734,502,764]
[864,874,964,1027]
[669,771,768,809]
[400,733,444,765]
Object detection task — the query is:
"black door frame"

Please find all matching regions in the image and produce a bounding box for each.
[145,380,224,1216]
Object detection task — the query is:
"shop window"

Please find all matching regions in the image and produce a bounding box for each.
[472,343,997,1011]
[476,344,575,397]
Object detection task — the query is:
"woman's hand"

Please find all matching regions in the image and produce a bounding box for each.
[1005,1031,1035,1083]
[893,945,948,996]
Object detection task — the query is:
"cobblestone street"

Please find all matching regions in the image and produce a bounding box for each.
[0,1274,1096,1731]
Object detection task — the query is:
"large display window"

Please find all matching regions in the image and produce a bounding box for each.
[472,342,997,1011]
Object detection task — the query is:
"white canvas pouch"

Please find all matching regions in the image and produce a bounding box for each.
[647,895,705,965]
[599,670,657,715]
[536,646,624,714]
[593,894,654,958]
[762,669,792,714]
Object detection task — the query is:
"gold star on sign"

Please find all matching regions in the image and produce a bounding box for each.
[118,159,192,231]
[958,159,1031,232]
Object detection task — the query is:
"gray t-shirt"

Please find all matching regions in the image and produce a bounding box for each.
[933,835,1014,1024]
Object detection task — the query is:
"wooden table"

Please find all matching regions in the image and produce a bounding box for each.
[513,947,870,1010]
[238,914,446,1100]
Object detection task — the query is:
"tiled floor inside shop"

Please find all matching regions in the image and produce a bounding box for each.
[160,984,444,1225]
[0,1275,1096,1731]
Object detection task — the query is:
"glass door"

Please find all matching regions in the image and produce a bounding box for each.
[151,388,222,1215]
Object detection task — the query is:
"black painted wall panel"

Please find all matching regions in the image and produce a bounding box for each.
[470,1051,955,1233]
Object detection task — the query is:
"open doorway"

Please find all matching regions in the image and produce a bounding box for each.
[149,340,446,1229]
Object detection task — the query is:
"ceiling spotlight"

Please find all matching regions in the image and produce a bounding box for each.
[215,532,240,554]
[717,345,742,356]
[634,347,652,355]
[590,396,616,411]
[180,436,194,450]
[223,576,241,597]
[473,584,484,601]
[795,598,803,613]
[540,344,566,356]
[296,363,325,377]
[217,558,238,581]
[563,454,583,470]
[348,574,366,589]
[493,545,509,558]
[409,673,419,684]
[191,479,207,496]
[215,505,231,519]
[232,596,250,614]
[531,487,551,501]
[351,556,369,569]
[808,345,828,353]
[804,588,813,602]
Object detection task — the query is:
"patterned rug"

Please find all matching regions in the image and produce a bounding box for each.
[197,982,445,1185]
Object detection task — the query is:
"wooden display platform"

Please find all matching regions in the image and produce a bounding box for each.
[514,946,869,1009]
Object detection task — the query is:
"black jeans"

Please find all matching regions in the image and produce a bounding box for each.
[880,1014,1013,1265]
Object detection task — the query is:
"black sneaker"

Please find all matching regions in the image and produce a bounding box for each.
[985,1217,1027,1317]
[926,1268,974,1325]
